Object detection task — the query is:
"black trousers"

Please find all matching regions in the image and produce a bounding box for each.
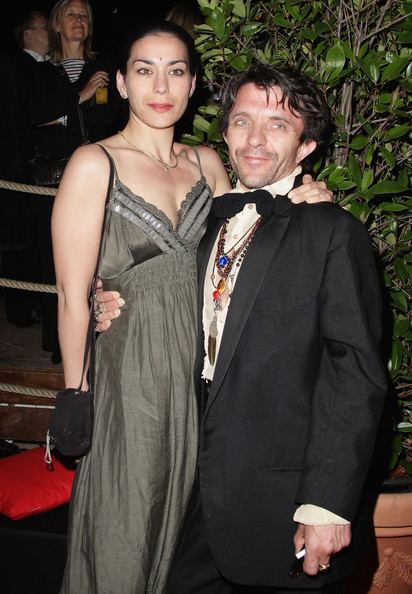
[167,480,346,594]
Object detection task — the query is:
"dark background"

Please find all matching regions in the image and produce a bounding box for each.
[4,0,200,57]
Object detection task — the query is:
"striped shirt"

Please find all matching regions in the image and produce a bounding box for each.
[60,58,85,82]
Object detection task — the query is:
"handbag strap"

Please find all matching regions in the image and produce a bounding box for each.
[77,147,114,391]
[77,104,89,145]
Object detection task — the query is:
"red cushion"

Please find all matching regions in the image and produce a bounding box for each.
[0,447,75,520]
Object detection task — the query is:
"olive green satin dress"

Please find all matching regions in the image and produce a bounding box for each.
[60,149,211,594]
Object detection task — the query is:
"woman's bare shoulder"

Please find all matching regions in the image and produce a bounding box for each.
[186,144,231,195]
[65,142,113,176]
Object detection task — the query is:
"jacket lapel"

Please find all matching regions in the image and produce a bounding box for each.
[204,196,293,417]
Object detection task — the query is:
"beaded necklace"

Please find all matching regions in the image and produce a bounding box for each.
[207,216,261,365]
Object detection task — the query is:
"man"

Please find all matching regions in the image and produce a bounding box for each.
[6,10,62,361]
[14,10,50,63]
[12,9,50,171]
[1,12,50,329]
[96,64,386,593]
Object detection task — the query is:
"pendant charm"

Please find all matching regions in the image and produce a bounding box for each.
[218,255,229,268]
[217,278,225,294]
[208,316,218,365]
[209,316,218,338]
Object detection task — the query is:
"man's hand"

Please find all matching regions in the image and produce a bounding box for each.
[289,174,333,204]
[293,523,351,576]
[94,278,125,332]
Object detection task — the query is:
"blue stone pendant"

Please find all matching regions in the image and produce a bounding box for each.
[219,254,229,268]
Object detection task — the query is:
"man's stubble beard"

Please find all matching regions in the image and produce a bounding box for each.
[230,152,284,190]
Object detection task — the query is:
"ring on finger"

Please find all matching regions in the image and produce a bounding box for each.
[318,563,330,572]
[94,302,103,322]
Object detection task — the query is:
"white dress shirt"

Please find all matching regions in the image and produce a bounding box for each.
[23,48,50,62]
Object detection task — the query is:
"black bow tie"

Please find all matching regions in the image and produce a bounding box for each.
[212,189,275,219]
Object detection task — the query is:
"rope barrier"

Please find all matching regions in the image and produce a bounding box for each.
[0,179,57,196]
[0,178,60,409]
[0,383,56,399]
[0,278,57,293]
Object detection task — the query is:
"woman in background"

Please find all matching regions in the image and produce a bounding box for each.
[30,0,123,162]
[28,0,124,363]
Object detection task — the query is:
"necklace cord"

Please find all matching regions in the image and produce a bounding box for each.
[118,131,178,171]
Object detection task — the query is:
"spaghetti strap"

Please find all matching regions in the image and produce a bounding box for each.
[191,147,204,177]
[96,144,119,183]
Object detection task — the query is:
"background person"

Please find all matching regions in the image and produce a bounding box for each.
[27,0,123,362]
[30,0,123,164]
[0,11,50,328]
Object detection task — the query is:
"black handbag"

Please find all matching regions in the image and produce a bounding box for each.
[45,150,113,461]
[46,312,96,458]
[29,155,68,187]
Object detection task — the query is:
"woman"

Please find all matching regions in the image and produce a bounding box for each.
[30,0,123,164]
[52,20,231,594]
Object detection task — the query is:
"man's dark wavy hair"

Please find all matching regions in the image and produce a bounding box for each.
[220,63,332,145]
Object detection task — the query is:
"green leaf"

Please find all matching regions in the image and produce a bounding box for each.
[231,0,246,18]
[391,291,408,312]
[378,92,395,104]
[337,180,356,190]
[365,144,375,166]
[229,53,251,71]
[379,201,409,211]
[348,155,362,190]
[181,133,202,146]
[325,42,346,79]
[394,258,410,282]
[301,28,318,42]
[350,135,369,150]
[201,48,230,61]
[361,170,374,191]
[393,317,410,337]
[359,53,381,83]
[379,147,396,169]
[199,104,220,116]
[193,114,211,134]
[382,56,411,82]
[328,165,346,185]
[206,9,226,39]
[383,124,410,141]
[273,16,290,28]
[207,117,221,142]
[370,181,408,195]
[286,2,302,21]
[340,40,355,62]
[390,338,404,371]
[345,202,370,222]
[240,23,264,37]
[397,422,412,432]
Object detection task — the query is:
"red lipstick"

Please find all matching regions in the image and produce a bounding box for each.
[148,103,173,112]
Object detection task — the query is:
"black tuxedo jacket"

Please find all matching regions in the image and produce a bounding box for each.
[195,196,387,588]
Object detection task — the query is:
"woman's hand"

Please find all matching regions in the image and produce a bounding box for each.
[79,70,109,103]
[94,279,125,332]
[289,174,333,204]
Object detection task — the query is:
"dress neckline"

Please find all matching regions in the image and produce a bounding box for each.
[114,176,207,233]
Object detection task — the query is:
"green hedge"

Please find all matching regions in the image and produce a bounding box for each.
[187,0,412,476]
